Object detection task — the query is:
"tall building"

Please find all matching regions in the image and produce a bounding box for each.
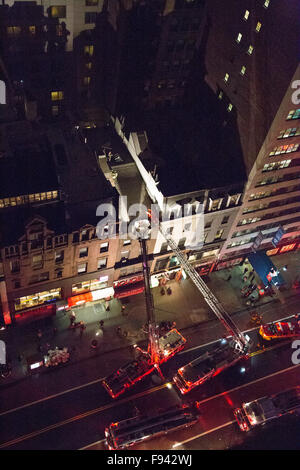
[201,0,300,262]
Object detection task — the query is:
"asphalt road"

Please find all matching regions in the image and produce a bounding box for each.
[0,316,299,450]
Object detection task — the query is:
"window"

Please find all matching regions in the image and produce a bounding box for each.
[29,26,36,35]
[269,144,299,156]
[78,263,87,274]
[52,105,59,116]
[224,73,229,83]
[209,198,222,211]
[86,0,98,5]
[85,12,97,24]
[236,33,242,43]
[97,258,107,270]
[247,45,254,55]
[244,10,250,20]
[86,62,92,70]
[263,0,270,8]
[214,229,224,240]
[15,288,61,311]
[14,280,21,289]
[10,260,20,273]
[83,76,91,86]
[51,91,64,101]
[227,103,233,112]
[7,26,21,35]
[205,221,212,229]
[121,251,129,262]
[123,239,131,246]
[81,230,89,241]
[256,21,262,32]
[155,257,169,271]
[32,255,43,269]
[100,242,109,253]
[222,216,229,224]
[79,247,88,258]
[286,109,300,120]
[55,251,64,263]
[240,65,246,76]
[50,6,66,18]
[263,160,291,172]
[278,128,300,139]
[84,45,94,56]
[218,90,223,100]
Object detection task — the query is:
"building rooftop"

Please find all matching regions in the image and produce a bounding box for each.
[0,120,59,199]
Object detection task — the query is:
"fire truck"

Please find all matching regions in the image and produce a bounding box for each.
[259,317,300,341]
[173,339,246,394]
[102,208,250,398]
[234,386,300,431]
[102,221,186,399]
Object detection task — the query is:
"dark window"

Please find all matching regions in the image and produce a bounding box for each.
[85,12,97,23]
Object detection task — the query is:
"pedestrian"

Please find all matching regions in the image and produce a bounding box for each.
[69,311,76,327]
[79,321,85,337]
[105,300,110,311]
[121,305,127,316]
[226,274,232,281]
[243,267,248,274]
[99,319,104,328]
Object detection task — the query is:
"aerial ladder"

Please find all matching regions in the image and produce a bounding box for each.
[102,219,186,398]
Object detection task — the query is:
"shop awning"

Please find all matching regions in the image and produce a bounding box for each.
[15,303,56,324]
[114,280,145,299]
[247,250,285,287]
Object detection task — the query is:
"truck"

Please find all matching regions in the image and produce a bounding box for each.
[259,317,300,340]
[173,339,247,394]
[234,386,300,431]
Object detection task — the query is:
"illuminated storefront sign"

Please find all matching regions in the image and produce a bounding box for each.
[280,243,296,253]
[68,287,114,307]
[113,275,144,289]
[72,277,108,295]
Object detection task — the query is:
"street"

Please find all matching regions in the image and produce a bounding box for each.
[0,312,299,450]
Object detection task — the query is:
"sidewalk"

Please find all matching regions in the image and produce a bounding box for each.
[1,249,299,388]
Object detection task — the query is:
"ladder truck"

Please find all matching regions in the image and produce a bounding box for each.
[147,209,251,394]
[102,220,186,399]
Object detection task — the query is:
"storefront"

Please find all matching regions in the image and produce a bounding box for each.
[71,276,109,295]
[14,288,62,312]
[68,286,114,308]
[113,275,145,299]
[150,267,187,287]
[14,303,56,324]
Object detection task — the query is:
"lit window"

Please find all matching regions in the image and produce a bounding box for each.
[240,65,246,76]
[83,76,91,86]
[256,22,262,32]
[84,45,94,56]
[86,62,92,69]
[79,247,88,258]
[214,229,224,240]
[286,109,300,120]
[51,91,64,101]
[247,45,254,55]
[244,10,250,20]
[227,103,233,112]
[97,258,107,270]
[78,263,87,274]
[29,26,36,35]
[52,105,59,116]
[100,242,109,253]
[7,26,21,35]
[236,33,242,43]
[263,0,270,8]
[218,90,223,100]
[50,6,66,18]
[123,239,131,246]
[224,73,229,83]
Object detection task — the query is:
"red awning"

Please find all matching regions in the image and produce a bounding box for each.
[114,280,145,299]
[15,304,56,324]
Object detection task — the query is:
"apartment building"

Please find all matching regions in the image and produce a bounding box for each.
[202,0,300,262]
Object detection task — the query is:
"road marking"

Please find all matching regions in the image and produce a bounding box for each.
[79,439,105,450]
[1,312,298,418]
[0,384,166,449]
[172,421,235,448]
